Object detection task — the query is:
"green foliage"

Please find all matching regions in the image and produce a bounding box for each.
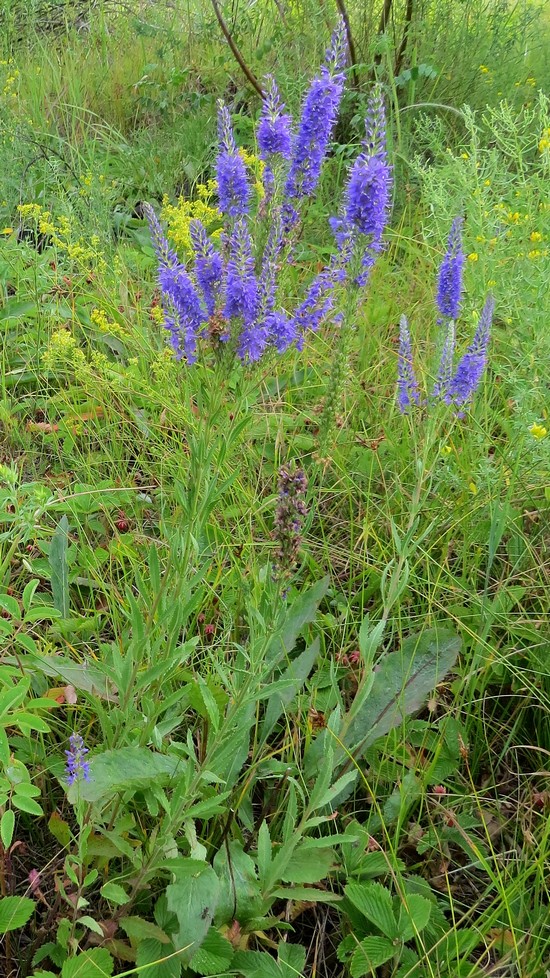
[0,3,548,977]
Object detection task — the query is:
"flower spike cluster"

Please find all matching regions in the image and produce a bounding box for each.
[146,19,392,367]
[397,217,494,414]
[65,732,91,785]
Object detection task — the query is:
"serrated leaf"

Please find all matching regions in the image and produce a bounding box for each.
[0,895,35,933]
[100,881,130,905]
[66,747,187,803]
[61,949,114,978]
[280,845,337,884]
[50,515,70,618]
[350,936,395,976]
[136,939,181,978]
[166,859,220,962]
[188,927,234,975]
[213,841,262,925]
[232,950,282,978]
[278,941,306,978]
[120,915,170,943]
[396,893,432,941]
[345,882,398,939]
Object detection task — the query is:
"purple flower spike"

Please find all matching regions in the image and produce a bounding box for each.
[283,24,346,225]
[397,315,420,414]
[65,733,91,785]
[216,102,251,218]
[445,296,494,408]
[159,265,206,364]
[258,77,292,160]
[291,266,340,344]
[143,202,179,269]
[190,219,223,317]
[436,217,464,321]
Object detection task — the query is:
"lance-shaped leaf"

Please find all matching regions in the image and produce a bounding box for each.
[337,628,461,772]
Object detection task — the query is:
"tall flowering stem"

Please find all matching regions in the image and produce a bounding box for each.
[283,21,346,229]
[397,315,421,414]
[273,464,308,582]
[445,295,494,408]
[216,102,251,218]
[436,216,464,322]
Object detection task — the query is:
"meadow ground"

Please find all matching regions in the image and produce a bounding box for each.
[0,2,548,976]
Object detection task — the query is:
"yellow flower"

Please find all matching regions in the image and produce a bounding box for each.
[526,77,536,87]
[529,423,547,440]
[1,227,13,235]
[487,279,497,287]
[460,152,470,160]
[538,137,550,153]
[479,65,490,73]
[529,231,543,242]
[468,482,478,495]
[483,179,491,186]
[467,252,479,262]
[441,444,452,456]
[528,249,541,260]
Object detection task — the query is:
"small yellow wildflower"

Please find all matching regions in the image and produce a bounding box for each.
[529,423,547,440]
[460,152,470,160]
[467,252,479,262]
[483,179,491,186]
[468,482,478,495]
[1,227,13,235]
[479,65,490,74]
[487,279,497,287]
[528,249,542,260]
[475,235,485,243]
[526,77,536,87]
[441,445,452,456]
[529,231,543,242]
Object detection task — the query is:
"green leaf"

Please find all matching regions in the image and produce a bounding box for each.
[119,915,170,943]
[100,881,130,905]
[338,628,461,768]
[257,819,272,885]
[278,941,306,978]
[188,927,234,975]
[266,578,329,667]
[136,939,181,978]
[270,887,342,903]
[0,299,39,321]
[1,809,15,848]
[0,895,36,933]
[232,950,282,978]
[213,841,262,925]
[396,893,432,941]
[22,579,40,614]
[66,747,187,803]
[345,882,398,939]
[350,936,395,976]
[78,915,104,937]
[50,515,70,618]
[24,607,63,622]
[261,638,320,741]
[280,844,337,884]
[11,793,43,816]
[61,949,114,978]
[0,594,21,619]
[165,859,221,962]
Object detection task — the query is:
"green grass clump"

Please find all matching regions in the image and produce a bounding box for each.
[0,2,548,977]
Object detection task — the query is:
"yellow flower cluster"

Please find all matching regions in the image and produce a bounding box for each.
[529,423,547,440]
[42,329,86,372]
[161,183,222,254]
[90,307,128,339]
[16,203,106,270]
[1,61,19,100]
[538,128,550,154]
[239,148,265,199]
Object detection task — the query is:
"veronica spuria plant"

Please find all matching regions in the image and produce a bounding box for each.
[145,20,392,449]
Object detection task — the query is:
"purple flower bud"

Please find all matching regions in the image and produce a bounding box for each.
[65,733,91,785]
[190,219,223,317]
[273,463,308,580]
[216,102,251,217]
[436,217,464,321]
[397,315,420,414]
[445,296,494,408]
[258,76,292,160]
[432,320,455,399]
[143,202,179,269]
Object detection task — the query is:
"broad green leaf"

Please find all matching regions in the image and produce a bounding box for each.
[0,299,38,321]
[213,841,262,925]
[260,638,320,742]
[232,950,282,978]
[50,515,70,618]
[11,794,43,815]
[345,882,398,939]
[66,747,187,803]
[166,859,220,962]
[22,579,40,614]
[61,949,114,978]
[350,936,395,976]
[188,927,234,975]
[396,893,432,941]
[136,939,181,978]
[338,628,461,769]
[0,895,36,932]
[100,881,130,905]
[278,941,306,978]
[280,845,337,884]
[120,915,170,942]
[0,594,20,619]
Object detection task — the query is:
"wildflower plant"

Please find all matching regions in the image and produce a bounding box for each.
[398,217,495,414]
[145,19,392,381]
